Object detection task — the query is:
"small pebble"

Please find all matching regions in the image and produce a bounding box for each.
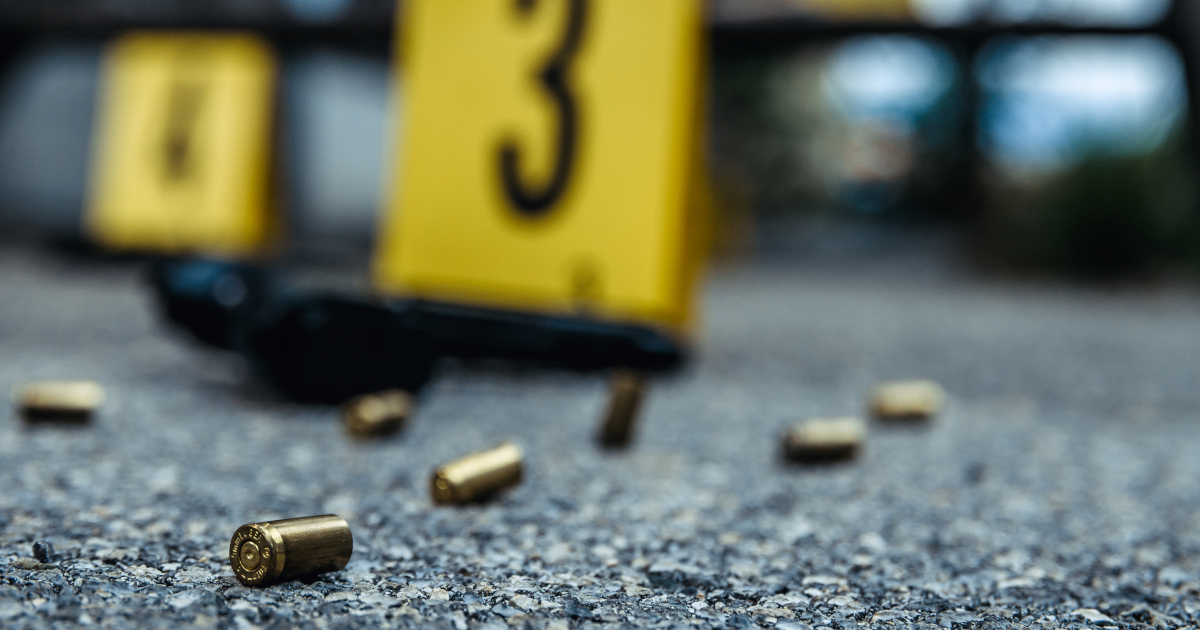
[782,417,865,463]
[868,380,944,420]
[32,540,55,564]
[965,462,986,484]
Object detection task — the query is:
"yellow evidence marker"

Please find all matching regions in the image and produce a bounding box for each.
[86,32,277,257]
[376,0,708,338]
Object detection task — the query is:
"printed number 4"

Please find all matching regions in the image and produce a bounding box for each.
[498,0,587,218]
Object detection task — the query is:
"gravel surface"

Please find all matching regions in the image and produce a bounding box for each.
[3,242,1200,629]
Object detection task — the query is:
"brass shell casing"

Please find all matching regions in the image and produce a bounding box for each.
[15,381,105,421]
[431,443,523,505]
[229,515,352,586]
[598,370,646,448]
[342,389,412,437]
[783,417,865,463]
[868,380,945,420]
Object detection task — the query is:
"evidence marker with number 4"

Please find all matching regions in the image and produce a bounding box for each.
[342,389,412,438]
[229,515,352,586]
[14,381,105,422]
[86,32,278,258]
[598,369,646,448]
[869,380,945,420]
[431,443,523,505]
[376,0,706,335]
[783,417,865,463]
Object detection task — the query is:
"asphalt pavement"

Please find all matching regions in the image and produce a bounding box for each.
[2,236,1200,629]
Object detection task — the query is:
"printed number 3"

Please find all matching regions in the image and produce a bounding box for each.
[499,0,587,218]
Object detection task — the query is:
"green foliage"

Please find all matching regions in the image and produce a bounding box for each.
[981,147,1199,278]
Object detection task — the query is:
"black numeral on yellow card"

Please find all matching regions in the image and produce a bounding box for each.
[498,0,587,218]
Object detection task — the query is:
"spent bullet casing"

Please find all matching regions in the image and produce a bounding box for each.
[15,381,105,421]
[869,380,945,420]
[783,417,865,462]
[432,443,523,505]
[343,389,412,437]
[229,515,352,586]
[598,370,646,448]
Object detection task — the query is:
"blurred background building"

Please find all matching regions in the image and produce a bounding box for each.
[1,0,1198,277]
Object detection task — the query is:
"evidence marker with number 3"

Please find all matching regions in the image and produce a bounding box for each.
[86,32,277,257]
[376,0,707,339]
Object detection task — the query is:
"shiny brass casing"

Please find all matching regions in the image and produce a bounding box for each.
[342,389,412,437]
[229,515,352,586]
[431,442,523,505]
[15,381,105,421]
[598,370,646,448]
[783,416,865,463]
[869,380,945,420]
